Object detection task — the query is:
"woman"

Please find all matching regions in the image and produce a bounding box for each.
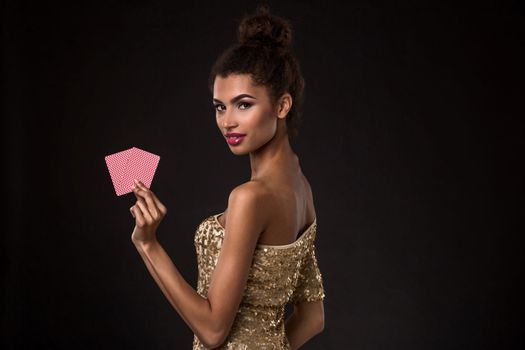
[129,4,325,349]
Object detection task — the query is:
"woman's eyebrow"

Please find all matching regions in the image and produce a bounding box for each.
[213,94,257,104]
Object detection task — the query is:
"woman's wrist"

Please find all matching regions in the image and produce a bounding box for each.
[132,237,159,251]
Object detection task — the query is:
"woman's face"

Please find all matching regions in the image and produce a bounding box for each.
[213,74,278,155]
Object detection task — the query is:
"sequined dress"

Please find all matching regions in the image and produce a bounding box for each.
[192,212,325,349]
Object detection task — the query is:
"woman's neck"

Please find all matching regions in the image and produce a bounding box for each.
[249,120,299,181]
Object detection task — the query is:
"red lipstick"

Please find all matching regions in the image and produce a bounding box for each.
[225,132,246,146]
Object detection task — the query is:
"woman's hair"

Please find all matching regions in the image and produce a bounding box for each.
[208,3,305,138]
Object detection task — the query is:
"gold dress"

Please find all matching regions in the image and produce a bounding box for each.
[192,212,325,349]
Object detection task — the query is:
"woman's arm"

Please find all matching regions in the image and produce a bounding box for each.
[285,300,325,350]
[133,240,218,346]
[130,180,266,348]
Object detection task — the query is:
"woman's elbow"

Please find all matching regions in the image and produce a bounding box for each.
[201,324,231,348]
[200,330,225,349]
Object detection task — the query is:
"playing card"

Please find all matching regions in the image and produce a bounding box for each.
[104,148,135,196]
[104,147,160,196]
[120,147,160,195]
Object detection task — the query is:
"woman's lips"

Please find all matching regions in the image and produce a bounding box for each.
[226,135,246,145]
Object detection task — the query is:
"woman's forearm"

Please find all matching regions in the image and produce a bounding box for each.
[133,239,220,346]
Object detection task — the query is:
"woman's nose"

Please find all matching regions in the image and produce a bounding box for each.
[222,111,237,128]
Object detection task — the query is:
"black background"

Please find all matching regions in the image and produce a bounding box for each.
[2,0,524,349]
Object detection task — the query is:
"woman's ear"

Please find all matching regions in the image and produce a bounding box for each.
[277,93,293,119]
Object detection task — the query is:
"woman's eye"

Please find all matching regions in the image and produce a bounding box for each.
[239,102,251,110]
[214,104,225,112]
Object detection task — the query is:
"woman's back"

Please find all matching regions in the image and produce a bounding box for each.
[192,175,325,348]
[218,159,316,247]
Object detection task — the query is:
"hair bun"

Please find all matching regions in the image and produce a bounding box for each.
[238,4,293,51]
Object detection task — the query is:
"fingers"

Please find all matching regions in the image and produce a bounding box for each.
[133,180,167,216]
[130,205,147,227]
[133,188,159,219]
[131,179,167,223]
[133,197,153,225]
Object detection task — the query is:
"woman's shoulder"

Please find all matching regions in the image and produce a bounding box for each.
[221,181,273,224]
[229,180,273,202]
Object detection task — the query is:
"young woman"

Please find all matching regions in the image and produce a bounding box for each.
[129,4,325,349]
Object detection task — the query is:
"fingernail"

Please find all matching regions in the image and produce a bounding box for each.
[134,179,138,184]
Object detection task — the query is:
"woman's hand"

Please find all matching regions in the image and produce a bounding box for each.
[130,179,167,246]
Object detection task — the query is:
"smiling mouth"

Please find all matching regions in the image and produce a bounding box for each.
[226,135,246,145]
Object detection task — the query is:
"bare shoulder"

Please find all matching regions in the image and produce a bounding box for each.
[224,181,272,232]
[229,181,271,201]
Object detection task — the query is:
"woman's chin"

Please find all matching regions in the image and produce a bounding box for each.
[230,149,249,156]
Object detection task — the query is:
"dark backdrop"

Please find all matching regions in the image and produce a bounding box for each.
[2,1,523,349]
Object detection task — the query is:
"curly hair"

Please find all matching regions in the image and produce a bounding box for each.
[208,3,305,138]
